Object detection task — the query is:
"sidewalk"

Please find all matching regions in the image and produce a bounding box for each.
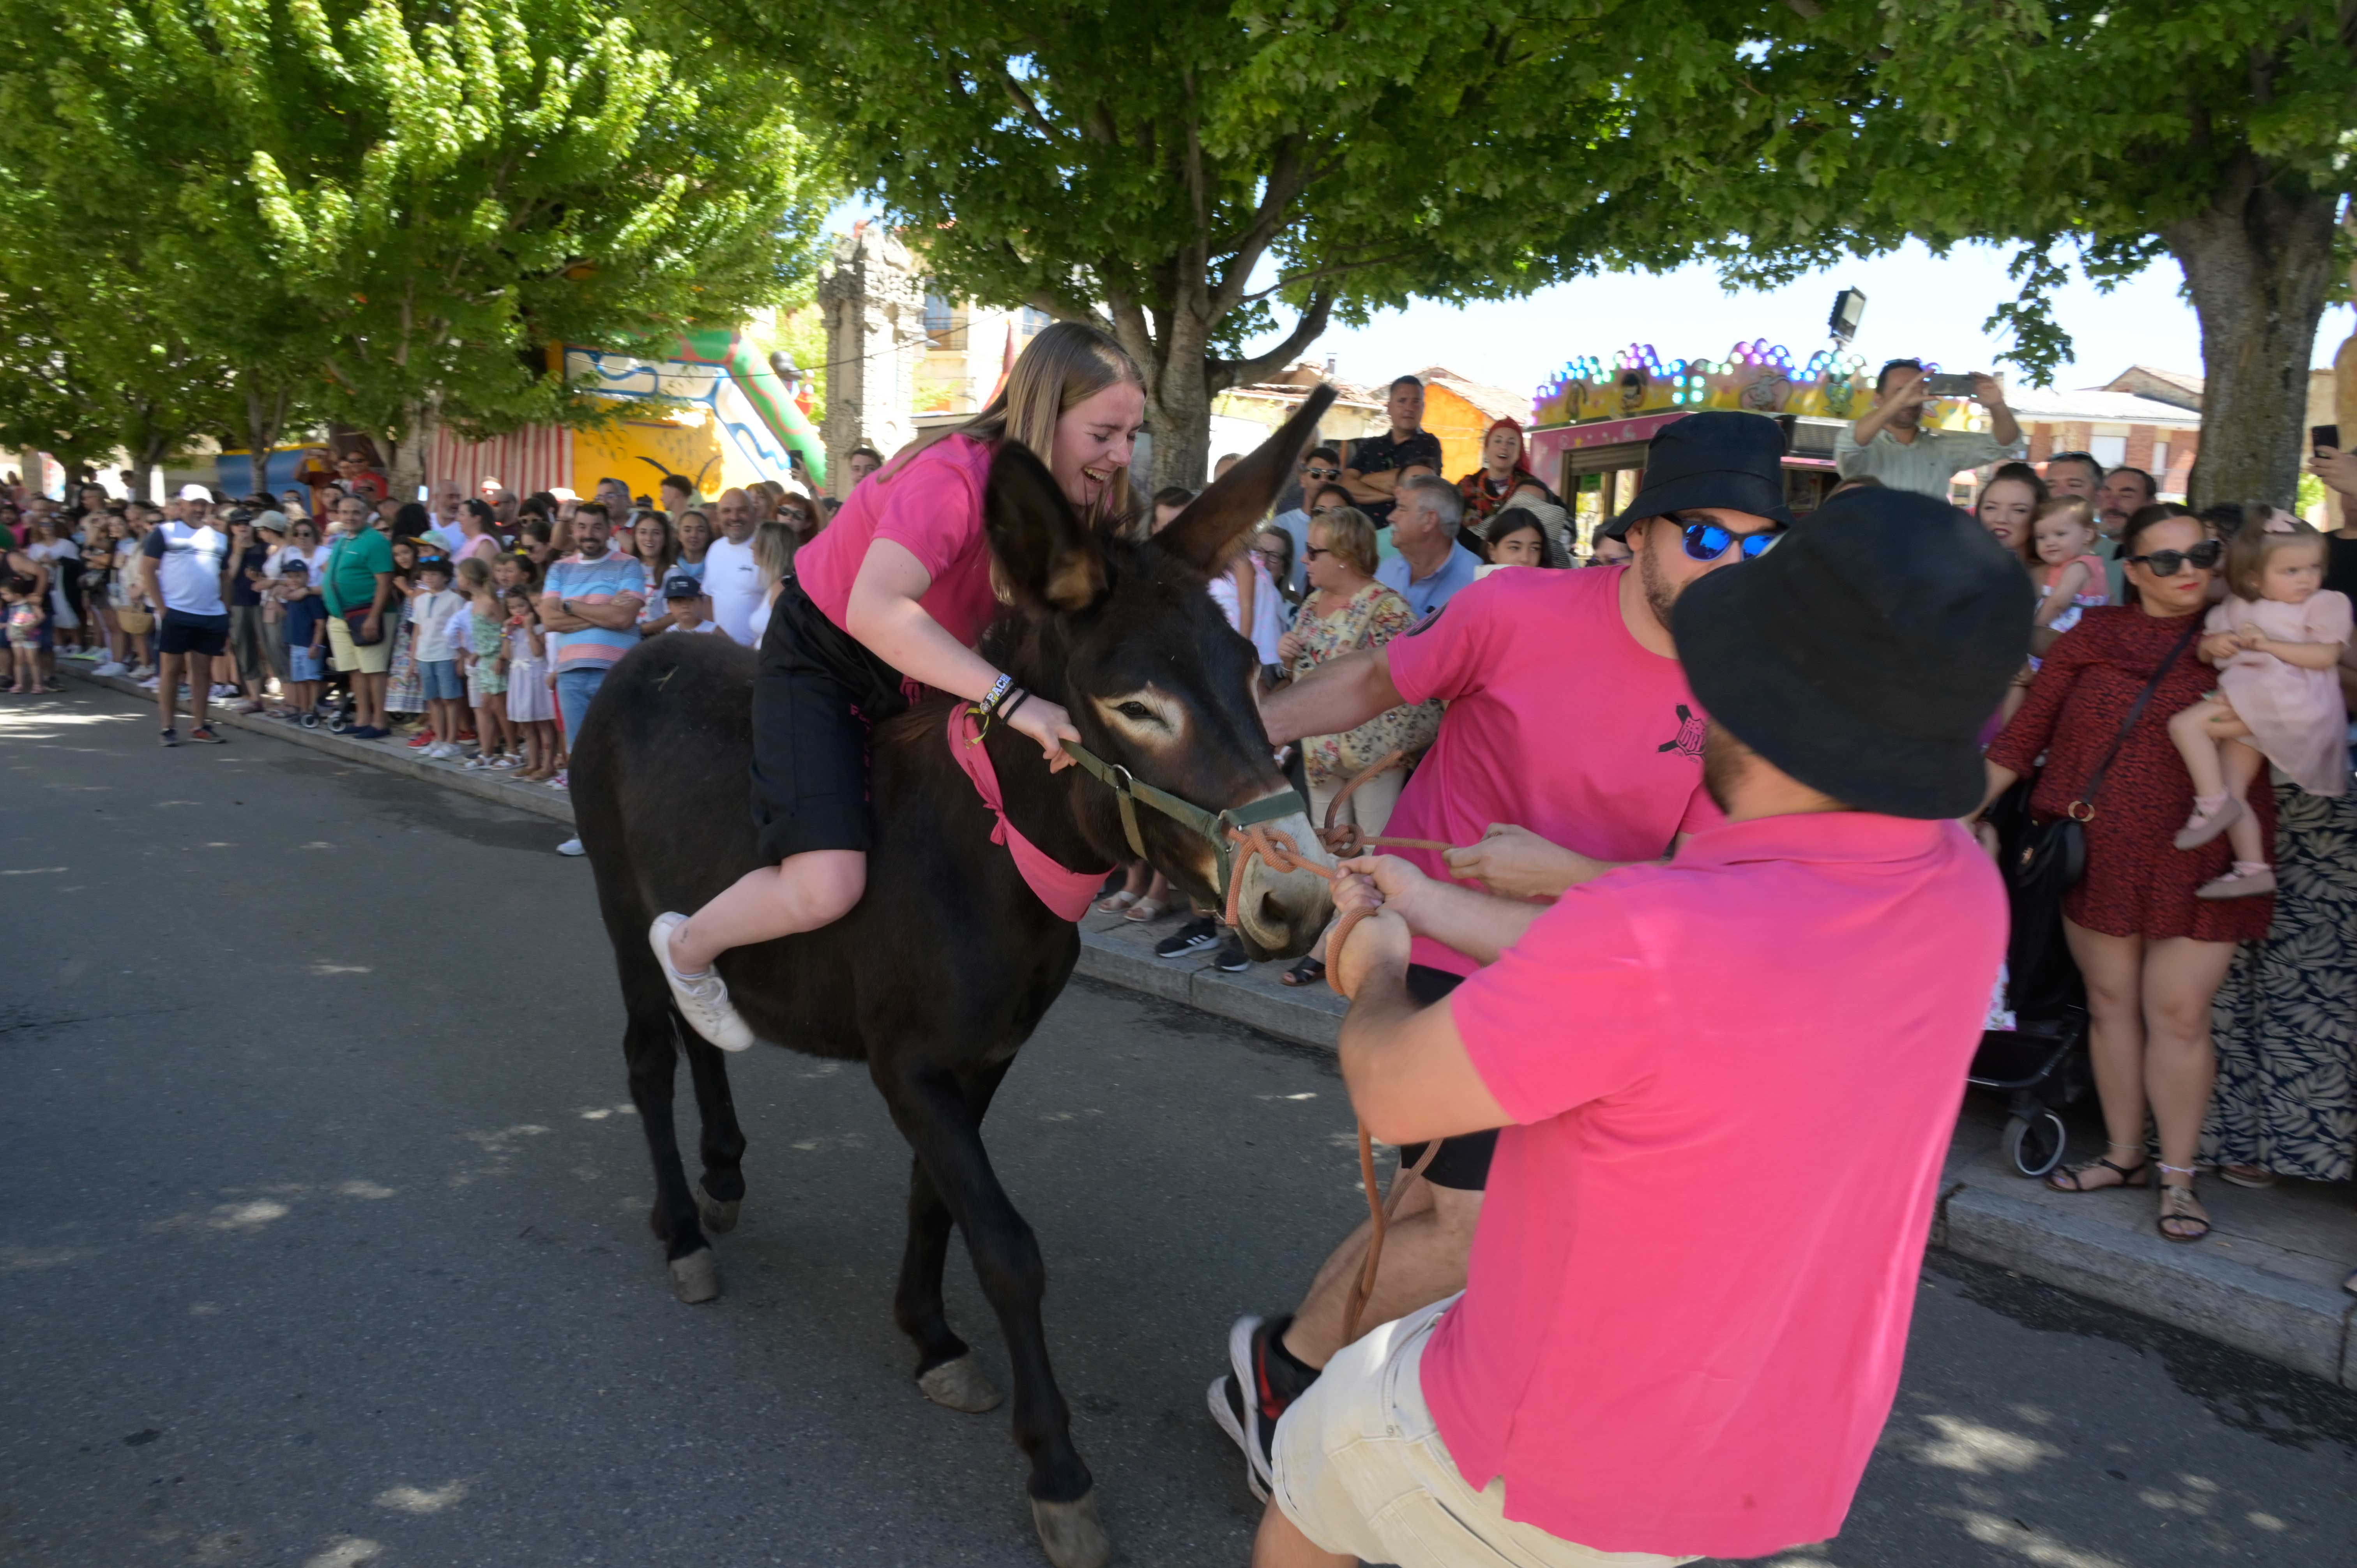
[62,659,2357,1386]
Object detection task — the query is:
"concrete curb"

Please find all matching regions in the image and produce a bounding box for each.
[58,659,2357,1386]
[1939,1182,2356,1386]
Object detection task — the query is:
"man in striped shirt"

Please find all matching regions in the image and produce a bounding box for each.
[537,501,644,761]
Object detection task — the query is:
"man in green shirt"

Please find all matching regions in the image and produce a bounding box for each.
[320,493,396,737]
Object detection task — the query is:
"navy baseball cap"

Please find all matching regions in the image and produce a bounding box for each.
[661,573,703,600]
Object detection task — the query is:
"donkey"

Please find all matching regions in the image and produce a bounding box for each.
[570,390,1338,1568]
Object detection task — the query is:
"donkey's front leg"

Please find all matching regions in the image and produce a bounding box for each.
[875,1058,1108,1568]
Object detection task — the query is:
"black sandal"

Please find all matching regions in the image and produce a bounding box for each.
[2156,1165,2210,1243]
[1280,956,1326,988]
[2046,1148,2151,1193]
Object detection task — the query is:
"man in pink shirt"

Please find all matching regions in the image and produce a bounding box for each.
[1251,486,2027,1567]
[1214,412,1795,1494]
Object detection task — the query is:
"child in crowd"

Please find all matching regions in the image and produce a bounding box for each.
[658,573,721,635]
[2171,512,2352,899]
[2032,496,2108,634]
[5,574,41,692]
[461,556,512,768]
[408,558,468,760]
[500,584,557,780]
[280,560,327,718]
[385,539,428,736]
[447,556,487,750]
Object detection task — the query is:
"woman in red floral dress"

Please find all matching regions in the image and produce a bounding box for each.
[1984,506,2266,1244]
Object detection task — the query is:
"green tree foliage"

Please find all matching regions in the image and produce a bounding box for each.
[698,0,1793,486]
[1703,1,2356,507]
[0,0,837,486]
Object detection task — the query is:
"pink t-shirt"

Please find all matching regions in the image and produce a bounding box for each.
[1382,565,1721,975]
[793,435,1000,647]
[1423,812,2005,1559]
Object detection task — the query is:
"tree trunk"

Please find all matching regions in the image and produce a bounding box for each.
[243,383,289,496]
[2164,162,2338,510]
[1145,364,1212,497]
[383,396,437,505]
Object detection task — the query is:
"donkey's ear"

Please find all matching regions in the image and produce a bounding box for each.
[984,440,1106,614]
[1159,384,1338,576]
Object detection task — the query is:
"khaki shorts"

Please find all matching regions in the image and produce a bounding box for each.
[1271,1298,1694,1568]
[325,611,391,675]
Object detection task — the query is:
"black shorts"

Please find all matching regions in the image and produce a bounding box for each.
[749,575,909,863]
[157,609,230,659]
[1392,964,1495,1191]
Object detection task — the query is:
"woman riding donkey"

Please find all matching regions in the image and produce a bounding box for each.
[648,325,1131,1047]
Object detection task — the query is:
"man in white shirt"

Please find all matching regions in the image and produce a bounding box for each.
[139,486,233,745]
[1834,360,2023,498]
[701,487,765,645]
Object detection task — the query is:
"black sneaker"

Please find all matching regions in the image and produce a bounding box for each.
[158,727,179,747]
[1154,916,1219,960]
[187,725,225,744]
[1207,1314,1289,1501]
[1212,936,1250,973]
[1206,1372,1270,1503]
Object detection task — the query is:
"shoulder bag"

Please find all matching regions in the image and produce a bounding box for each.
[2005,616,2203,898]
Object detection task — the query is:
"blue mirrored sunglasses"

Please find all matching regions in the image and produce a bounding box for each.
[1676,517,1781,563]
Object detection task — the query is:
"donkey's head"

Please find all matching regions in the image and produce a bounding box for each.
[984,389,1339,960]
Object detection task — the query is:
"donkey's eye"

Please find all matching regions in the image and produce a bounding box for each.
[1115,701,1156,722]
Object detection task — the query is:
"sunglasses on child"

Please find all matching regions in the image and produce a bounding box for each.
[2124,538,2223,576]
[1668,514,1781,563]
[1303,466,1341,480]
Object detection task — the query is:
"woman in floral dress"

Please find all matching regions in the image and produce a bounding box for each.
[1271,503,1441,986]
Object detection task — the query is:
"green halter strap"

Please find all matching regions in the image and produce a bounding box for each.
[1061,740,1307,904]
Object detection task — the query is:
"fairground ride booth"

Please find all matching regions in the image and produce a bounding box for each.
[1523,341,1990,550]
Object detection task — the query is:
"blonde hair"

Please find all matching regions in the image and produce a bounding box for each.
[454,555,492,592]
[751,518,797,589]
[1311,506,1378,577]
[2033,495,2096,539]
[885,320,1142,525]
[2224,508,2326,600]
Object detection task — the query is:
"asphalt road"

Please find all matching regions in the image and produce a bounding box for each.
[5,681,2356,1568]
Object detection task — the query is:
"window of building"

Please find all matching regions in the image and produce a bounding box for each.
[2152,440,2171,479]
[1019,305,1049,337]
[2089,434,2127,469]
[922,291,956,341]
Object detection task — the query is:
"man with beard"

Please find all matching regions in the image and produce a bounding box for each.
[539,502,643,832]
[1208,411,1791,1500]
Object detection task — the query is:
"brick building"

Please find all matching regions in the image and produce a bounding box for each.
[2009,374,2203,500]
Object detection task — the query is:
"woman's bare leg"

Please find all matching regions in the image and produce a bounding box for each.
[2141,935,2234,1236]
[2060,919,2151,1180]
[667,849,867,975]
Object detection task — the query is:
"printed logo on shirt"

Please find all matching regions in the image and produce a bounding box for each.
[1656,702,1705,762]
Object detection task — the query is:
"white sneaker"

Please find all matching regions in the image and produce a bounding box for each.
[648,913,755,1052]
[555,837,587,856]
[93,662,126,677]
[136,676,160,691]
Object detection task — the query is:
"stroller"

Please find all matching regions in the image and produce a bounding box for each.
[1967,782,2094,1178]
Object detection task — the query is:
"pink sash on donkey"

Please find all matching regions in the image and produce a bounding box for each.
[947,706,1110,921]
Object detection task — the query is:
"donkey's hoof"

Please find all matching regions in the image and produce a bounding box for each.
[668,1247,720,1305]
[1030,1489,1110,1568]
[693,1185,740,1234]
[916,1353,1002,1413]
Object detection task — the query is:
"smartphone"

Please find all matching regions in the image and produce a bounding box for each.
[2314,424,2340,454]
[1922,372,1978,397]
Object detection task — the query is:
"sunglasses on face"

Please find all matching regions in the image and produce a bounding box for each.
[1673,516,1779,563]
[2124,538,2223,576]
[1302,544,1331,560]
[1303,466,1340,480]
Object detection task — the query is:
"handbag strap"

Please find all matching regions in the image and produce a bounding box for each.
[2072,617,2203,816]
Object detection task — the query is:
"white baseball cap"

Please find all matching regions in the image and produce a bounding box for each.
[178,483,212,502]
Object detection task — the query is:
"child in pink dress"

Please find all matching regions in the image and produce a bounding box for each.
[2170,513,2351,898]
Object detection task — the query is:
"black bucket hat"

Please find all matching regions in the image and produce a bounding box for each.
[1670,486,2032,819]
[1604,410,1795,539]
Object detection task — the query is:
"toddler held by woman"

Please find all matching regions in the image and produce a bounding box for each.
[2169,512,2351,898]
[2031,496,2108,635]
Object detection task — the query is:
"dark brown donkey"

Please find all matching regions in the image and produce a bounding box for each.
[570,391,1338,1568]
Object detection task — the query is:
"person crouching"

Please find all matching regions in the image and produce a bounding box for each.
[1255,487,2031,1567]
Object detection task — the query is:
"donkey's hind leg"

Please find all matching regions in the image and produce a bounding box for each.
[619,950,719,1304]
[681,1033,748,1234]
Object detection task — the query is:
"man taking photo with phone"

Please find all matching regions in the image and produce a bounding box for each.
[1836,359,2023,499]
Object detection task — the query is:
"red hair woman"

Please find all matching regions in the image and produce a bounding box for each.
[1457,417,1550,522]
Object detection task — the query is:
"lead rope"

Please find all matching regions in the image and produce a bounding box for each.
[1210,749,1444,1346]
